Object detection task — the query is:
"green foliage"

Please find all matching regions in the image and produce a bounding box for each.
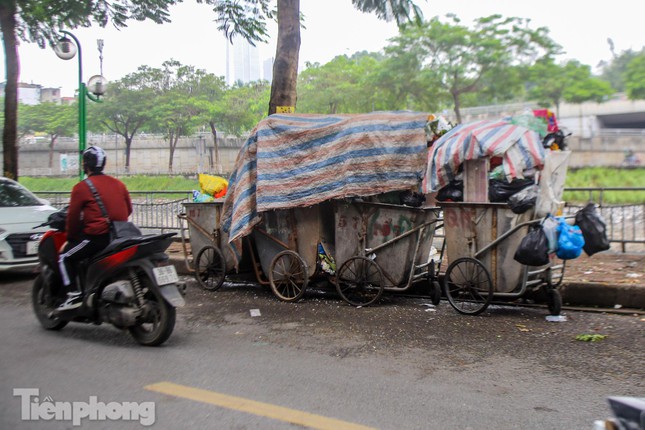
[387,14,561,121]
[562,62,614,105]
[14,0,178,48]
[624,53,645,100]
[526,59,613,112]
[598,46,645,92]
[19,102,76,138]
[575,334,607,342]
[205,0,273,45]
[298,52,388,113]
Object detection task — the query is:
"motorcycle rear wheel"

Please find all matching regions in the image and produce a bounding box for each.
[32,274,68,331]
[128,280,176,346]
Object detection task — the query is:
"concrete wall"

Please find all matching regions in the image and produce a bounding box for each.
[2,132,644,178]
[5,134,245,177]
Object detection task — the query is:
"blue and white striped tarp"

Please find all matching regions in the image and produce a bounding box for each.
[221,111,430,243]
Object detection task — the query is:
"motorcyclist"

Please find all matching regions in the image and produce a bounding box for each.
[57,146,132,311]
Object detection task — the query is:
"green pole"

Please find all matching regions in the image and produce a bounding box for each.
[60,30,85,181]
[79,82,86,180]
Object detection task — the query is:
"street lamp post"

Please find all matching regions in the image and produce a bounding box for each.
[54,31,107,180]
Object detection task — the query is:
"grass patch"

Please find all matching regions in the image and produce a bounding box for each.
[21,175,203,193]
[563,167,645,204]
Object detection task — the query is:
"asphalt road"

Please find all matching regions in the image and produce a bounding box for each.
[1,272,643,429]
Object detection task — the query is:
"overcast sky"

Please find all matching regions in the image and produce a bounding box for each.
[3,0,644,97]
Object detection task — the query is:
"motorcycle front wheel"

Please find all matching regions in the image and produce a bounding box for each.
[32,274,68,330]
[128,280,176,347]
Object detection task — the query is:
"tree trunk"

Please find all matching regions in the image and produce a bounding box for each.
[452,90,462,124]
[48,136,57,169]
[268,0,301,115]
[209,122,221,174]
[125,136,133,173]
[168,130,177,173]
[0,1,19,180]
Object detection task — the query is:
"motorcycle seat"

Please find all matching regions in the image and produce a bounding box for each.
[92,233,176,260]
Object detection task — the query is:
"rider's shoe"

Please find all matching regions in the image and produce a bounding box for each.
[57,292,83,312]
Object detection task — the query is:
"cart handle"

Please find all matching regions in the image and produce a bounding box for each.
[474,215,576,259]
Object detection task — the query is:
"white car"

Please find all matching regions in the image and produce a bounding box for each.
[0,177,58,272]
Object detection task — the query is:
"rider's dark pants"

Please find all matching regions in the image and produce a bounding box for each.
[58,233,111,293]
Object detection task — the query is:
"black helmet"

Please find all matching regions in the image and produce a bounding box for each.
[83,146,107,174]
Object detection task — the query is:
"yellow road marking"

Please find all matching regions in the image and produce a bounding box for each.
[144,381,377,430]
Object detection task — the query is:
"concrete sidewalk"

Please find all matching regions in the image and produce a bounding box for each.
[167,243,645,310]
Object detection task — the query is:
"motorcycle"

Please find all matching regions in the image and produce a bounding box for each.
[32,209,185,346]
[594,396,645,430]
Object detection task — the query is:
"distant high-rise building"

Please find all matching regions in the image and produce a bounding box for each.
[226,36,261,85]
[263,57,274,82]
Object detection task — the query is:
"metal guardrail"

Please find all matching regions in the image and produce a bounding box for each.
[38,188,644,253]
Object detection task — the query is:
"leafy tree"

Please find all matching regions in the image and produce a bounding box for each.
[0,0,178,180]
[297,52,385,114]
[190,73,228,173]
[526,59,570,114]
[387,14,561,122]
[624,53,645,100]
[148,60,205,172]
[528,59,614,114]
[91,68,160,172]
[188,74,270,173]
[216,81,270,135]
[378,41,446,111]
[18,102,76,168]
[563,62,614,105]
[598,42,645,93]
[211,0,423,115]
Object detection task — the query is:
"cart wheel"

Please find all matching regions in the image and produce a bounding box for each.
[195,246,227,291]
[429,280,442,306]
[443,257,493,316]
[335,257,385,306]
[269,250,309,302]
[546,288,562,316]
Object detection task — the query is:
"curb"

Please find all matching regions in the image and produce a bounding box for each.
[169,255,645,310]
[561,281,645,310]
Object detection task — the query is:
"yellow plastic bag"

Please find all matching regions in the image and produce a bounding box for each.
[199,174,228,198]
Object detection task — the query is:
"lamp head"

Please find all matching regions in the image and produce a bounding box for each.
[87,75,108,96]
[54,36,77,60]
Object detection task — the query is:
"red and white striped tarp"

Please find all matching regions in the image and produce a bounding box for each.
[422,119,545,192]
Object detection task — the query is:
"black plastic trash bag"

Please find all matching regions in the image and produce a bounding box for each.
[399,190,426,207]
[508,184,539,214]
[489,178,535,202]
[575,203,610,256]
[514,224,550,266]
[436,180,463,202]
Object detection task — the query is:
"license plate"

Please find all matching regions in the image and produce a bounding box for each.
[153,265,179,286]
[26,240,39,256]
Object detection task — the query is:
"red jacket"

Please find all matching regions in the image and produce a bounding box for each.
[66,174,132,240]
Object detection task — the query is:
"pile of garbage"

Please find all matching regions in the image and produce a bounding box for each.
[192,173,228,202]
[427,109,569,215]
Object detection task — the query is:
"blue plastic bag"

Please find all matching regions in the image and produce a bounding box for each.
[555,217,585,260]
